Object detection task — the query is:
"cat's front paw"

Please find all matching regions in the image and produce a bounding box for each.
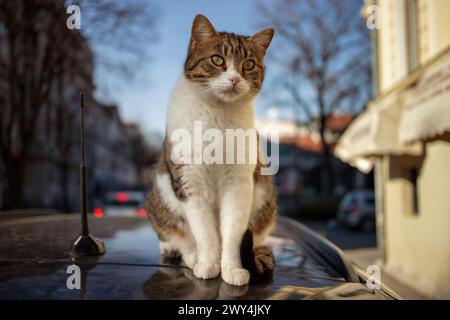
[159,241,180,258]
[221,266,250,286]
[160,248,181,258]
[183,251,197,269]
[193,262,220,279]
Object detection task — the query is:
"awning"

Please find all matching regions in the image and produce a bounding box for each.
[399,56,450,143]
[336,49,450,173]
[335,94,422,173]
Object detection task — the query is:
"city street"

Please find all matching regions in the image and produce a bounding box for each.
[301,220,427,299]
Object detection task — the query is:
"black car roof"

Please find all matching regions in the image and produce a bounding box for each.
[0,214,396,300]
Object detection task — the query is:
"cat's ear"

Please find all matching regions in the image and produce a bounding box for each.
[250,28,275,54]
[190,14,217,48]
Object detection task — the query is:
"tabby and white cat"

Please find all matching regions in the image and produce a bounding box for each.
[145,14,277,286]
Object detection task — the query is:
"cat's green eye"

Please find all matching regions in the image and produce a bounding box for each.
[243,60,255,71]
[211,55,224,66]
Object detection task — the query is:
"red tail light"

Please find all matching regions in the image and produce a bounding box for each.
[115,192,129,203]
[348,205,360,214]
[93,208,104,218]
[136,209,147,217]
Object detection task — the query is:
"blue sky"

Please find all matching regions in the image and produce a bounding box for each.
[102,0,277,138]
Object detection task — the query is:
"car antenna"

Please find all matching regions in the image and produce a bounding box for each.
[69,92,106,257]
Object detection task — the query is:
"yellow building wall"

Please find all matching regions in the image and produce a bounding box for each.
[425,0,450,60]
[378,0,450,90]
[416,0,450,64]
[376,0,450,298]
[383,142,450,298]
[417,0,431,63]
[378,0,408,91]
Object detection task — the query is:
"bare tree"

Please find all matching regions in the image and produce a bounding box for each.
[257,0,372,194]
[0,0,158,209]
[72,0,159,97]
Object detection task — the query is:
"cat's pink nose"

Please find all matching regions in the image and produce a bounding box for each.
[229,76,241,86]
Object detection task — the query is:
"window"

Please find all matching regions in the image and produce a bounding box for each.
[406,0,420,71]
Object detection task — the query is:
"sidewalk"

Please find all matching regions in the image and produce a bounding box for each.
[301,220,427,299]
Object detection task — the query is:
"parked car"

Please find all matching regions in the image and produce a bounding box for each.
[337,190,376,230]
[93,190,147,218]
[0,212,400,300]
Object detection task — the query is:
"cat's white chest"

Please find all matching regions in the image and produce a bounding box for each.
[165,75,256,203]
[167,76,254,135]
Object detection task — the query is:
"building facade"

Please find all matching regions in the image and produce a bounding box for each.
[0,1,146,211]
[337,0,450,298]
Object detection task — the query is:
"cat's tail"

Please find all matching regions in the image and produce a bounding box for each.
[240,229,275,278]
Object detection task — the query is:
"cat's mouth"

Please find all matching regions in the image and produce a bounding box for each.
[224,87,238,94]
[211,84,248,101]
[222,86,241,95]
